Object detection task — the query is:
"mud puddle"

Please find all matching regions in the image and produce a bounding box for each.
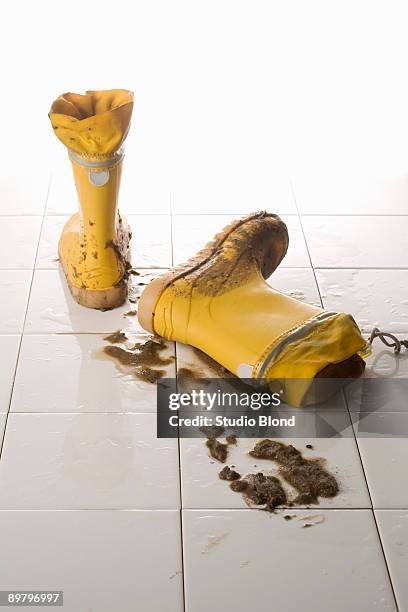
[101,331,173,383]
[212,437,338,515]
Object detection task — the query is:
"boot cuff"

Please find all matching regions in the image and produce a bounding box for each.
[49,89,133,157]
[258,312,369,407]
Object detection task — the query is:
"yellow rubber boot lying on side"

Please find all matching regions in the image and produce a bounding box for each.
[138,212,369,406]
[49,89,134,310]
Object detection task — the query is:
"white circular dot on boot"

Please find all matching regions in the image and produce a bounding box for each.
[237,363,254,378]
[89,170,110,186]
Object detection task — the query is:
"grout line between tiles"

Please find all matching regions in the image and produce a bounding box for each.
[7,329,408,336]
[294,170,401,607]
[0,506,378,511]
[171,212,301,217]
[181,507,383,512]
[170,202,187,612]
[314,267,408,271]
[6,411,163,416]
[0,508,182,512]
[0,213,45,218]
[8,212,408,217]
[289,180,324,308]
[343,390,400,610]
[34,266,171,272]
[297,213,408,217]
[0,174,51,463]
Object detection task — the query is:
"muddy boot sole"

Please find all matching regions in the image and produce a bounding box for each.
[138,211,288,333]
[65,282,128,310]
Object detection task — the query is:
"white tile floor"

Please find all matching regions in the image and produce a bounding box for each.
[0,510,183,612]
[182,510,396,612]
[2,1,408,606]
[1,177,406,610]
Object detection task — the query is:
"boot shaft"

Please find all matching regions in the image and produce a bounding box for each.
[69,149,123,246]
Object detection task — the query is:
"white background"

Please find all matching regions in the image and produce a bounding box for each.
[3,0,408,207]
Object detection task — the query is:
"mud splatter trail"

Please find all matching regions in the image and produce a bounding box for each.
[103,330,128,344]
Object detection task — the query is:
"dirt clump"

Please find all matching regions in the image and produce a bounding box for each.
[206,438,229,463]
[219,466,241,481]
[249,439,339,505]
[230,472,287,512]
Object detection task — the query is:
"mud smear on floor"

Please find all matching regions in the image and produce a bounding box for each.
[191,348,231,378]
[103,330,128,344]
[177,365,206,381]
[230,472,287,512]
[102,334,173,383]
[300,514,326,528]
[179,348,253,400]
[199,425,225,439]
[177,367,211,391]
[249,439,339,505]
[201,533,229,554]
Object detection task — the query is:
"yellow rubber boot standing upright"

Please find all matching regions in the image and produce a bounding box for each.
[138,212,370,406]
[49,89,134,310]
